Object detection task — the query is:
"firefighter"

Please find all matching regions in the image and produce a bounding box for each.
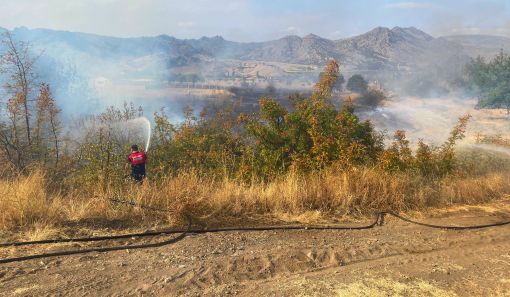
[126,144,147,183]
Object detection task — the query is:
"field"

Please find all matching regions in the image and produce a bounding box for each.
[1,199,509,296]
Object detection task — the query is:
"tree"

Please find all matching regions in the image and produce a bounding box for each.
[319,72,344,92]
[346,74,368,93]
[0,31,43,171]
[242,60,384,175]
[265,84,276,95]
[466,51,510,113]
[0,31,39,145]
[357,89,387,109]
[33,83,61,168]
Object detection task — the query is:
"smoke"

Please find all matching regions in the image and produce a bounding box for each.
[129,117,152,152]
[5,27,185,121]
[68,116,152,154]
[113,117,152,152]
[463,143,510,157]
[358,96,510,147]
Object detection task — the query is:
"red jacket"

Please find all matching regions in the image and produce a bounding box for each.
[128,151,147,166]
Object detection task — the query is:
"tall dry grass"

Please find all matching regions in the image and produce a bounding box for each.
[0,171,63,229]
[0,168,510,237]
[128,168,510,224]
[3,167,509,235]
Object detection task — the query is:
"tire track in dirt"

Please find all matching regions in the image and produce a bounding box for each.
[166,224,510,295]
[1,205,510,296]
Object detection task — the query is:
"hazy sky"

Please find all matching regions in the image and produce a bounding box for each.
[0,0,509,41]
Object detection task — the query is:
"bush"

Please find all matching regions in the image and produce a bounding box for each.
[346,74,368,93]
[356,89,387,109]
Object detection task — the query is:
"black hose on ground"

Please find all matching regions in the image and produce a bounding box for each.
[1,199,510,264]
[0,215,192,265]
[384,211,510,230]
[0,216,382,248]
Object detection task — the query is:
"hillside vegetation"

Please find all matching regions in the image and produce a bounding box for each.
[1,56,510,236]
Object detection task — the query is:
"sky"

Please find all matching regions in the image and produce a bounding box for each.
[0,0,509,41]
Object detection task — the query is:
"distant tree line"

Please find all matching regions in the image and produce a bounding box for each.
[322,72,385,109]
[168,73,205,84]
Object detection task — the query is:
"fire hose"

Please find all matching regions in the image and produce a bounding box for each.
[1,198,510,264]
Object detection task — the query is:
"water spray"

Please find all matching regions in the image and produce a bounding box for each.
[140,117,151,153]
[112,117,152,153]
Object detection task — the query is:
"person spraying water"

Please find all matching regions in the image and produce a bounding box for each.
[120,117,151,183]
[126,144,148,183]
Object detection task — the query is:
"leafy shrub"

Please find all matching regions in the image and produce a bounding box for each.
[148,61,469,181]
[356,89,387,109]
[346,74,368,93]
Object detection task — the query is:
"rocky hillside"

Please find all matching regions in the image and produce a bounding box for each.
[185,26,471,71]
[2,26,495,72]
[443,34,510,58]
[333,27,468,70]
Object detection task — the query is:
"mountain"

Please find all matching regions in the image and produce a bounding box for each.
[333,27,467,70]
[443,34,510,58]
[4,26,478,71]
[11,27,207,66]
[0,25,504,113]
[236,34,337,64]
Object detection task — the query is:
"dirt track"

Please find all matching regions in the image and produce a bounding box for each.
[1,200,510,297]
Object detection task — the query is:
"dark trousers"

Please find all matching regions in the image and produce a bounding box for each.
[131,165,146,182]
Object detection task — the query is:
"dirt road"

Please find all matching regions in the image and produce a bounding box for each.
[1,200,510,296]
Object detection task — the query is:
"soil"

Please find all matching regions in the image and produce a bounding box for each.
[1,200,510,297]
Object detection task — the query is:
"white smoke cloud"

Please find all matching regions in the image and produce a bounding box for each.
[360,96,510,147]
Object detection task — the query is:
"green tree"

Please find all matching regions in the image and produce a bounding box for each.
[357,89,387,109]
[242,61,383,176]
[346,74,368,93]
[466,51,510,113]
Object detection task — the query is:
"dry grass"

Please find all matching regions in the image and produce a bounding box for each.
[137,168,510,224]
[1,168,510,236]
[0,171,63,230]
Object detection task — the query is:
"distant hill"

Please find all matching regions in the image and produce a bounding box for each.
[443,34,510,58]
[3,26,493,73]
[334,27,468,70]
[175,27,472,71]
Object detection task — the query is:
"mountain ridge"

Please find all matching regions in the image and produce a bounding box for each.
[4,25,507,68]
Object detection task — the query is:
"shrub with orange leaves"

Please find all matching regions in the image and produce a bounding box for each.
[148,60,469,181]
